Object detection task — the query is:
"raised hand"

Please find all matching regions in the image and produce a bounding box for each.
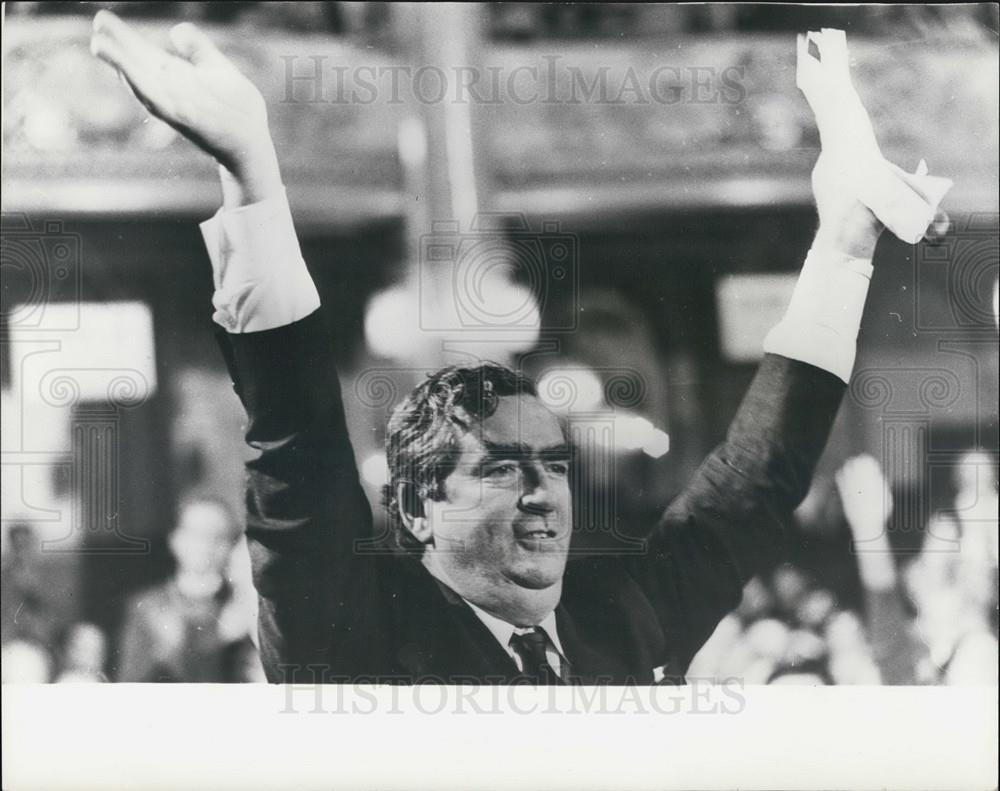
[809,150,884,259]
[835,454,893,543]
[836,454,898,591]
[90,10,282,203]
[798,28,951,249]
[797,29,879,160]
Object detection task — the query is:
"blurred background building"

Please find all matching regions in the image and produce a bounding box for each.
[2,2,998,682]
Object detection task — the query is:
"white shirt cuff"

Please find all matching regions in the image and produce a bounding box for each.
[199,190,320,333]
[763,245,873,383]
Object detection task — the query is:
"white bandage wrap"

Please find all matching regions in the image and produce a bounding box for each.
[798,28,952,244]
[858,159,953,245]
[199,190,320,333]
[763,245,873,383]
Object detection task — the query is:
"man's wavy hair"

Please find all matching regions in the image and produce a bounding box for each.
[381,362,538,552]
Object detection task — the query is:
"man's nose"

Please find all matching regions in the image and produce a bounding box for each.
[517,463,558,514]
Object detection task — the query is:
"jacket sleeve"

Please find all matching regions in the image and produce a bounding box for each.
[626,354,846,669]
[216,307,375,681]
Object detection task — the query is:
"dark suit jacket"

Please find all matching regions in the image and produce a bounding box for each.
[217,309,845,684]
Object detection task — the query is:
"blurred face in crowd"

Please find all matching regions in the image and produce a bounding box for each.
[954,451,997,499]
[736,576,774,621]
[169,500,237,577]
[1,641,51,684]
[744,618,790,661]
[6,524,36,559]
[823,610,867,654]
[772,565,809,614]
[417,394,573,619]
[913,588,964,647]
[796,589,837,630]
[64,623,107,673]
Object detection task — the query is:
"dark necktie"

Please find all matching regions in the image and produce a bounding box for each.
[509,627,564,685]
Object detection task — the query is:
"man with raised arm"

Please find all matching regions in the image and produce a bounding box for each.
[91,14,949,684]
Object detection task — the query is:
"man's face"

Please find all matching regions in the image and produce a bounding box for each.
[422,394,573,602]
[169,501,236,577]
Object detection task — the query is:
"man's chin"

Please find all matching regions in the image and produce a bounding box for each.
[509,553,568,590]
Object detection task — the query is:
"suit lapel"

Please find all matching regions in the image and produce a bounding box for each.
[390,559,662,684]
[431,577,522,679]
[555,603,646,684]
[391,561,520,681]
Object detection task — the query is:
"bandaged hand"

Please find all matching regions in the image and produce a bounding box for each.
[763,30,954,382]
[799,28,952,246]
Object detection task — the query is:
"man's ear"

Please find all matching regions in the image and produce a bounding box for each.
[397,482,433,545]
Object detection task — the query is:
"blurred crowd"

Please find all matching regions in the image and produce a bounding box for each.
[3,450,995,685]
[2,497,265,684]
[689,451,999,686]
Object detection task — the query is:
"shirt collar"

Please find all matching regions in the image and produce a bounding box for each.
[463,599,567,661]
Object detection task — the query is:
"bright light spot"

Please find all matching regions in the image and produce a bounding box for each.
[398,117,428,170]
[1,641,52,683]
[613,414,670,458]
[364,287,421,360]
[572,411,670,458]
[8,301,157,400]
[641,427,671,459]
[611,414,648,451]
[537,366,603,413]
[481,282,540,328]
[24,101,77,151]
[462,280,541,353]
[361,452,389,489]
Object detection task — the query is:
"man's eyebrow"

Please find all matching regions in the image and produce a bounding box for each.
[539,443,574,460]
[478,441,530,459]
[477,441,573,460]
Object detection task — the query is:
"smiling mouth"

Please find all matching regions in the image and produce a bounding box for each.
[517,529,559,541]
